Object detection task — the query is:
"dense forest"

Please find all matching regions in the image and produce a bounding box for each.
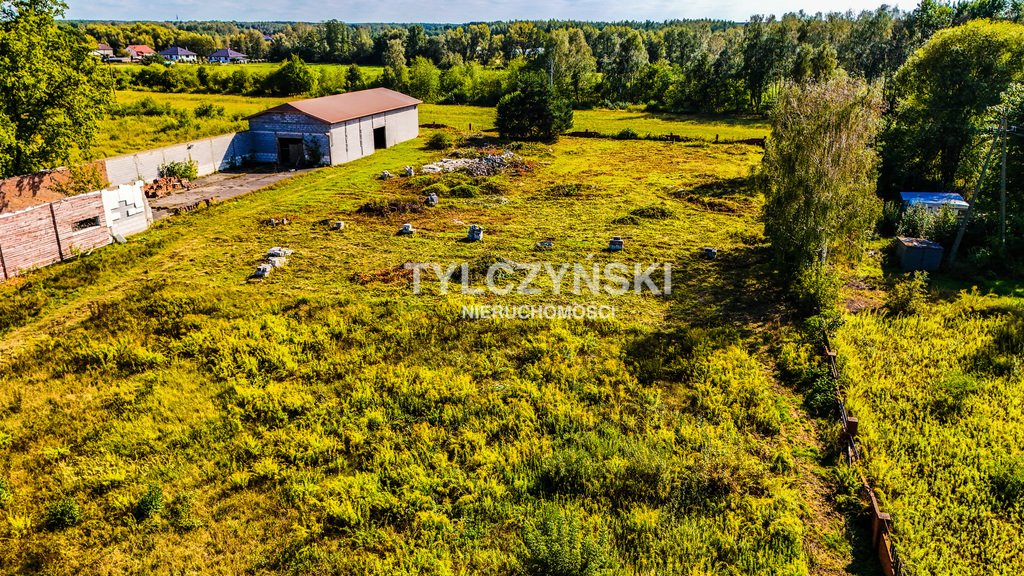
[76,0,1023,114]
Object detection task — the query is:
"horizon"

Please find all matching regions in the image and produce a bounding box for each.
[67,0,912,25]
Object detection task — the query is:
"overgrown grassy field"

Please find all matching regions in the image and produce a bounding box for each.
[833,283,1024,575]
[0,113,861,574]
[93,91,290,158]
[92,92,768,161]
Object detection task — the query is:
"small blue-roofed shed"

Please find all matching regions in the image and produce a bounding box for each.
[900,192,968,212]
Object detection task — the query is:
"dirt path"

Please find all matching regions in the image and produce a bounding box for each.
[149,168,312,219]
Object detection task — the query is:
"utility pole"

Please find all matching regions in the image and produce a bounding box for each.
[1000,112,1008,256]
[948,128,1001,268]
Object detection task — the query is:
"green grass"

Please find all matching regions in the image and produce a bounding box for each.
[91,91,289,159]
[91,94,768,162]
[1,111,853,574]
[419,103,770,141]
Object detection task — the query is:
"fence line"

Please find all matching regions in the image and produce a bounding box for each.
[822,332,903,576]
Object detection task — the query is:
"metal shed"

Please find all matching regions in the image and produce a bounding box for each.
[899,192,968,213]
[895,236,944,272]
[246,88,421,168]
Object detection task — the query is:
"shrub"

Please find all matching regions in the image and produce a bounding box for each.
[0,477,12,509]
[630,205,674,219]
[886,271,928,316]
[992,456,1024,510]
[159,159,199,180]
[612,214,641,225]
[421,183,449,197]
[426,132,453,150]
[134,484,164,521]
[932,372,980,419]
[520,505,612,576]
[167,493,201,531]
[615,127,639,140]
[448,184,479,198]
[791,262,841,314]
[109,96,172,117]
[45,497,82,530]
[194,102,225,118]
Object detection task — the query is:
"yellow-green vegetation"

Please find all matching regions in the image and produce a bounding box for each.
[1,112,849,574]
[93,91,288,158]
[834,285,1024,575]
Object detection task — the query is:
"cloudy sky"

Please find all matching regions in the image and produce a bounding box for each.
[67,0,910,23]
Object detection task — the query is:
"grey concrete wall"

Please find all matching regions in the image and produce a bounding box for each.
[104,132,253,186]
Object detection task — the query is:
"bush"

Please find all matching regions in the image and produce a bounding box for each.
[134,484,164,521]
[421,183,449,197]
[448,184,479,198]
[109,96,172,117]
[615,128,640,140]
[886,271,928,316]
[159,159,199,180]
[0,477,12,509]
[791,262,841,314]
[612,214,641,225]
[897,204,960,246]
[426,132,453,150]
[992,456,1024,510]
[520,505,612,576]
[194,102,225,118]
[167,492,201,531]
[630,205,674,219]
[45,496,82,530]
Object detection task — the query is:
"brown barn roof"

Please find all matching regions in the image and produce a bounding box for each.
[248,88,422,125]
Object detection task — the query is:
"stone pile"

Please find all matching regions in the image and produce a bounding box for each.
[608,237,624,252]
[331,220,345,230]
[702,247,718,259]
[398,223,415,235]
[420,151,520,176]
[425,193,439,207]
[253,247,294,279]
[404,166,415,177]
[466,225,484,242]
[535,240,554,251]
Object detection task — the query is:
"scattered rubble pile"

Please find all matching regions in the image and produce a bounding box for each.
[144,176,195,199]
[420,151,522,177]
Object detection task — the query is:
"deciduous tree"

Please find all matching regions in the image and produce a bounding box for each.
[0,0,111,177]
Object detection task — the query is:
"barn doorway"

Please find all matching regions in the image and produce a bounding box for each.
[373,127,387,150]
[277,137,304,167]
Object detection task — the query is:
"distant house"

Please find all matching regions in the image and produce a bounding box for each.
[209,48,248,64]
[126,44,156,62]
[159,46,198,63]
[899,192,969,213]
[91,43,114,59]
[262,33,274,42]
[246,88,421,167]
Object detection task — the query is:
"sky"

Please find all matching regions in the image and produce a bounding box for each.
[67,0,912,24]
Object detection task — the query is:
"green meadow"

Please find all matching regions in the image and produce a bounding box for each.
[92,91,768,161]
[0,116,862,574]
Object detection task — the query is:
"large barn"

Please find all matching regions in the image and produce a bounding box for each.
[247,88,422,168]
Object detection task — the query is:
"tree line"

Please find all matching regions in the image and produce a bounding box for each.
[80,0,1024,114]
